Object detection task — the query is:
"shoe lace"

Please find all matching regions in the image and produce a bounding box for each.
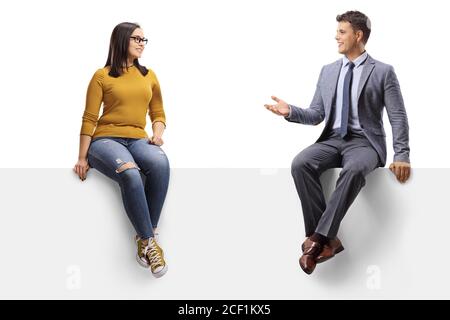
[147,238,164,268]
[140,244,148,257]
[136,237,148,257]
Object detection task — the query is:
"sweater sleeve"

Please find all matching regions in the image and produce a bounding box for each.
[80,69,104,136]
[148,69,166,127]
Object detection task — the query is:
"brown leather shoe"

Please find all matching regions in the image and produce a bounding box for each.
[301,238,309,253]
[299,238,322,275]
[316,237,344,264]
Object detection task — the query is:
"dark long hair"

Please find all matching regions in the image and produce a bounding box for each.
[105,22,148,77]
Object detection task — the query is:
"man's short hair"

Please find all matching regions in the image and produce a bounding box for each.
[336,11,371,44]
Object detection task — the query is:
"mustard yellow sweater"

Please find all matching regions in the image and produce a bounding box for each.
[80,66,166,139]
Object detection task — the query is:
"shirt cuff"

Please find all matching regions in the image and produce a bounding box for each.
[284,104,293,120]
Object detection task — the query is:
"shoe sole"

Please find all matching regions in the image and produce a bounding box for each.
[152,264,168,278]
[316,245,344,264]
[136,253,150,268]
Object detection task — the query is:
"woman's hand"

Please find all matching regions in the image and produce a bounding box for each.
[74,158,90,181]
[149,135,164,146]
[150,121,165,146]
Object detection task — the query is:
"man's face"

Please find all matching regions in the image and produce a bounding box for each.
[335,21,360,55]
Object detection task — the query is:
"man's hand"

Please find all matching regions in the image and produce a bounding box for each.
[389,161,411,183]
[264,96,290,117]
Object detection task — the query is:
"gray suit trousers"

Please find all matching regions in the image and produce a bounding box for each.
[291,129,380,238]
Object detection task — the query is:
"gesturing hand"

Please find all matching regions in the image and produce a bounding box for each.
[389,161,411,183]
[264,96,290,117]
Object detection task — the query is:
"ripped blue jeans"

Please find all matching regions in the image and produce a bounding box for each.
[87,137,170,239]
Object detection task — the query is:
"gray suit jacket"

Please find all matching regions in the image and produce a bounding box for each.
[285,55,410,167]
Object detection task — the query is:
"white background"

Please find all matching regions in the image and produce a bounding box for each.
[0,0,448,168]
[1,1,449,300]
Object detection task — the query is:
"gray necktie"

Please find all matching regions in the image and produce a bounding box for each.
[340,61,355,138]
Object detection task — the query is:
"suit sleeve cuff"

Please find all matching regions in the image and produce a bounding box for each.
[393,155,410,163]
[284,104,293,120]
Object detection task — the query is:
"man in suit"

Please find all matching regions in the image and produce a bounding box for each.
[265,11,411,275]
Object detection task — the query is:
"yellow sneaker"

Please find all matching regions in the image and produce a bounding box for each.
[135,236,150,268]
[146,237,168,278]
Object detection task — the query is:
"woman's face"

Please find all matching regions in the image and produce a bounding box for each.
[128,28,146,60]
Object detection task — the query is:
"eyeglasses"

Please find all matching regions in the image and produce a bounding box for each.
[130,36,148,45]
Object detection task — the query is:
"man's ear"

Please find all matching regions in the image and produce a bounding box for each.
[356,30,364,43]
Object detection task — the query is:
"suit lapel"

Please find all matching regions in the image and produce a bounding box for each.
[357,55,375,102]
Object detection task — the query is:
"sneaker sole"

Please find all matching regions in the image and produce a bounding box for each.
[136,253,150,268]
[152,264,168,278]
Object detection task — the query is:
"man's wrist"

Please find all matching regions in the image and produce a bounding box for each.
[285,104,292,118]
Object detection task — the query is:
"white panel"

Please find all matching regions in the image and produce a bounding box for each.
[0,168,445,299]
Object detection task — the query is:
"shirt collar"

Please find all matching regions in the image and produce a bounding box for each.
[343,51,368,68]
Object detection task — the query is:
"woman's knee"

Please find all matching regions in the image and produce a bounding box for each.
[115,161,142,184]
[115,161,140,174]
[147,151,170,173]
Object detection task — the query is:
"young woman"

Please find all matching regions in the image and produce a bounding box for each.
[73,22,170,278]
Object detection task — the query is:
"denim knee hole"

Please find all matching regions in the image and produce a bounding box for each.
[115,161,141,173]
